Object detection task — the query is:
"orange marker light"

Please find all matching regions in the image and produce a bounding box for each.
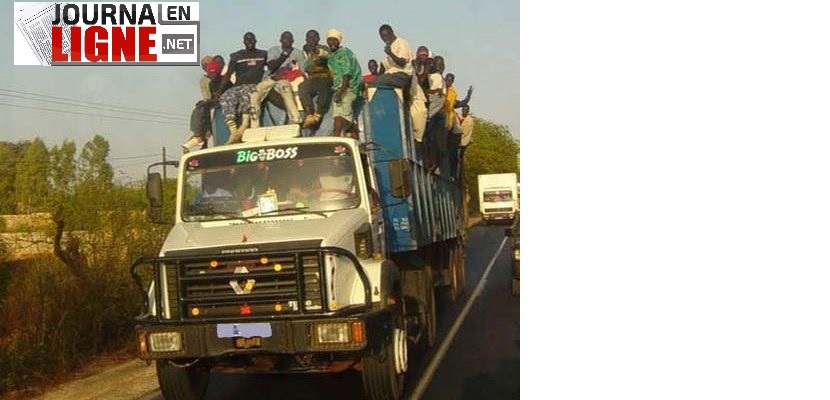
[351,321,365,343]
[260,257,269,264]
[240,304,252,315]
[191,307,200,316]
[209,260,218,268]
[274,304,283,312]
[273,264,282,272]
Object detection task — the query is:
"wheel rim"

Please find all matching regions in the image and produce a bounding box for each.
[394,328,408,374]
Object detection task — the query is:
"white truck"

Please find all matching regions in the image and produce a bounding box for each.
[132,86,467,400]
[478,173,518,224]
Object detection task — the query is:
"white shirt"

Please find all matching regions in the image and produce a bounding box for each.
[318,175,354,201]
[429,73,445,95]
[381,37,413,75]
[458,115,475,147]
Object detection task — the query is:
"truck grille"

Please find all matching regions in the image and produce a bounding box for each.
[165,252,325,320]
[484,207,513,213]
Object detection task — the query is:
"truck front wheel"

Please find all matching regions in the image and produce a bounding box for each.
[156,359,210,400]
[362,319,407,400]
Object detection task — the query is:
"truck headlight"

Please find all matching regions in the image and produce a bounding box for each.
[310,321,365,348]
[512,248,520,261]
[148,331,183,352]
[316,323,349,344]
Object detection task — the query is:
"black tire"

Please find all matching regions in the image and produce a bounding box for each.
[156,360,210,400]
[362,318,407,400]
[512,278,520,296]
[439,246,459,304]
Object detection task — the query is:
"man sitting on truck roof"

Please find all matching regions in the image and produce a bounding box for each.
[218,32,268,144]
[251,31,305,128]
[326,29,362,139]
[182,56,224,152]
[299,29,333,130]
[373,24,413,90]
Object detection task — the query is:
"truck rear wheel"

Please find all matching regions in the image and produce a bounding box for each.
[441,244,465,304]
[156,360,210,400]
[362,319,407,400]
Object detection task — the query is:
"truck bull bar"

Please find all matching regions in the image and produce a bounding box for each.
[130,247,373,323]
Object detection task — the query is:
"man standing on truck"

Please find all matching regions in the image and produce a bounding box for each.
[457,105,475,148]
[299,29,333,130]
[219,32,268,144]
[326,29,362,138]
[374,24,413,89]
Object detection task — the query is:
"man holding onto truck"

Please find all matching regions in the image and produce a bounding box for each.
[326,29,362,138]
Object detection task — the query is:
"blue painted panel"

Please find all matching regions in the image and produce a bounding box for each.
[365,87,465,252]
[212,106,229,146]
[367,89,405,161]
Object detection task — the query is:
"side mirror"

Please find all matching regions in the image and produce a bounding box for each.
[388,159,412,198]
[146,172,163,223]
[504,228,513,237]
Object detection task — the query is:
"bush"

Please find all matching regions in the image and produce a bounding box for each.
[0,187,166,394]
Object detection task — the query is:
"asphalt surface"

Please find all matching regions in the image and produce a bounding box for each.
[35,223,520,400]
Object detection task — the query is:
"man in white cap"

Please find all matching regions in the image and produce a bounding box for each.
[325,29,362,138]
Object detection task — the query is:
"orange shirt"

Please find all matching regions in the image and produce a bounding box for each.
[444,86,458,130]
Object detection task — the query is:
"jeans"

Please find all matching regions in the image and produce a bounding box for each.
[251,77,301,127]
[373,72,411,89]
[299,76,333,116]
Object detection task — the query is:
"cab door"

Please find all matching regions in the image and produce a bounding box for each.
[361,153,385,258]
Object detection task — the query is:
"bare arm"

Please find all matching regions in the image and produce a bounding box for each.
[267,51,290,73]
[454,86,474,108]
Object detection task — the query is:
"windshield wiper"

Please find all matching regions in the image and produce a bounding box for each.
[190,210,253,224]
[260,206,329,218]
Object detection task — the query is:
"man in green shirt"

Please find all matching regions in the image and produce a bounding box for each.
[325,29,362,138]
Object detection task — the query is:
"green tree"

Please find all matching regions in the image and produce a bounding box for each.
[14,138,50,213]
[0,142,21,213]
[49,140,77,201]
[462,118,520,214]
[78,134,113,189]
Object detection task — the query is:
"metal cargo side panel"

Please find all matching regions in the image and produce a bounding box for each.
[366,87,418,252]
[366,88,407,162]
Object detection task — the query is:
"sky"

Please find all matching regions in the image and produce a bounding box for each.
[1,0,519,181]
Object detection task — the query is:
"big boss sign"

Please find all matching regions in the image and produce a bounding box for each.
[50,2,200,65]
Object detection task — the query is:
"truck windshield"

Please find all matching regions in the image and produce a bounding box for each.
[181,143,360,222]
[483,190,513,202]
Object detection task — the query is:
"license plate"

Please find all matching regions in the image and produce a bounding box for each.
[216,323,272,338]
[233,336,262,349]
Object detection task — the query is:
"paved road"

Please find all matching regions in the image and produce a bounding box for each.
[36,224,520,400]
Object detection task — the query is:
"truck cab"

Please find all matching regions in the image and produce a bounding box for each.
[478,173,518,224]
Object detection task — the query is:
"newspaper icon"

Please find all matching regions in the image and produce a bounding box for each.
[14,2,72,66]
